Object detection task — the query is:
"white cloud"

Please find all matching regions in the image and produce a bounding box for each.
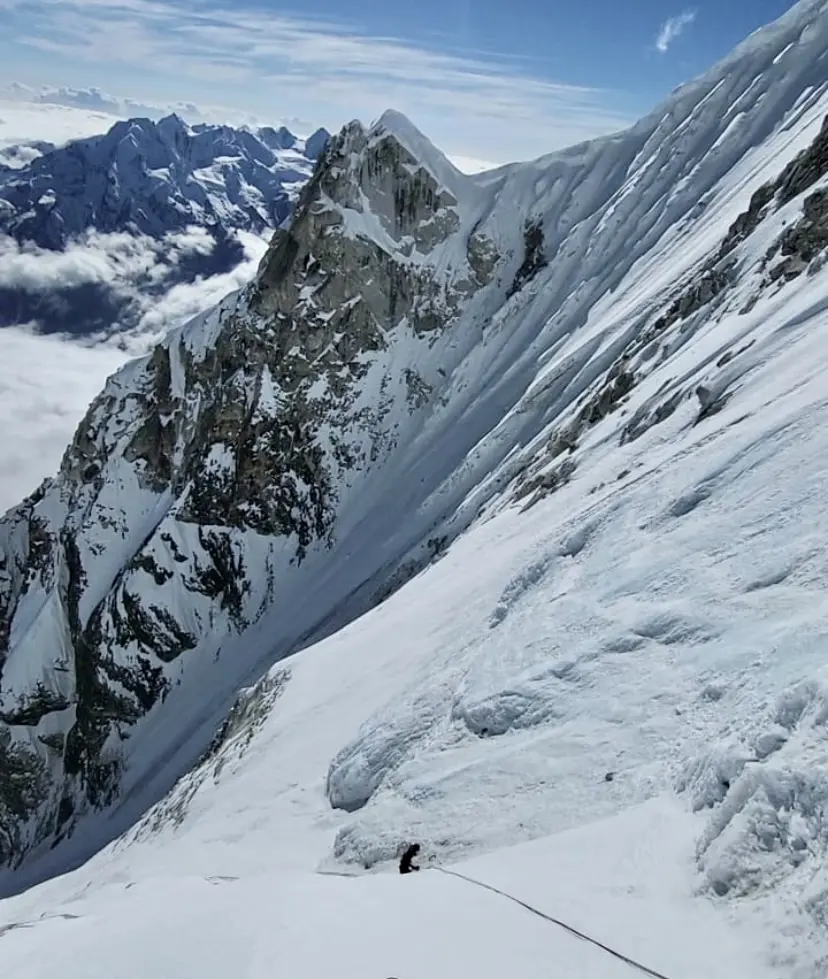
[0,80,221,126]
[0,0,638,162]
[34,85,199,120]
[0,141,45,167]
[655,10,697,54]
[0,226,271,511]
[0,98,116,148]
[0,325,129,512]
[0,226,270,351]
[0,226,216,293]
[117,229,269,350]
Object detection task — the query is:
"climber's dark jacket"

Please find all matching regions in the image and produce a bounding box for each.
[399,843,421,874]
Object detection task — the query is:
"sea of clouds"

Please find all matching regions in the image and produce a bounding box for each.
[0,90,282,514]
[0,227,270,512]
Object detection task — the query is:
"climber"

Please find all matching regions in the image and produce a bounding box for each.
[399,842,421,874]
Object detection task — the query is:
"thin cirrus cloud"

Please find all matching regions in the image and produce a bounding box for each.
[9,79,202,121]
[0,0,638,162]
[655,10,697,54]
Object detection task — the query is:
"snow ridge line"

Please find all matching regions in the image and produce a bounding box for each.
[432,867,676,979]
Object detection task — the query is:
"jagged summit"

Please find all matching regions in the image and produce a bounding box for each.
[369,109,468,198]
[260,108,488,269]
[155,112,189,140]
[303,126,332,160]
[252,124,297,150]
[0,114,326,248]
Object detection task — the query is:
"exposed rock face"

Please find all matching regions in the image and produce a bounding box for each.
[771,189,828,275]
[507,219,547,298]
[777,112,828,204]
[718,185,775,260]
[717,111,828,291]
[0,113,500,868]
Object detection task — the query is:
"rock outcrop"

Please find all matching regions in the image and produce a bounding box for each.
[0,112,500,868]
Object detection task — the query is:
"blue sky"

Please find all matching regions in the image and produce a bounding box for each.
[0,0,798,164]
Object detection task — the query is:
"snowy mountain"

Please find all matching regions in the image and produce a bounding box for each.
[0,114,330,246]
[0,114,330,335]
[4,2,828,974]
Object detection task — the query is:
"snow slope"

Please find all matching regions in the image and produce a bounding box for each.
[22,260,819,973]
[3,2,828,975]
[0,799,776,979]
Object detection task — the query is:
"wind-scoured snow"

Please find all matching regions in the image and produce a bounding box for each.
[4,2,828,976]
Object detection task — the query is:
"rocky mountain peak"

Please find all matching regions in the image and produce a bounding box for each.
[7,0,828,890]
[254,108,496,329]
[256,124,298,151]
[0,114,329,335]
[370,110,467,195]
[304,126,332,160]
[267,110,478,262]
[0,105,503,871]
[155,112,190,147]
[0,113,327,246]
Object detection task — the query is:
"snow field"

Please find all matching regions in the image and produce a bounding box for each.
[0,799,777,979]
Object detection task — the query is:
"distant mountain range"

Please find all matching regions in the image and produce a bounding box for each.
[0,114,330,336]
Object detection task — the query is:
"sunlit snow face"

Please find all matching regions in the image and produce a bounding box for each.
[4,11,828,979]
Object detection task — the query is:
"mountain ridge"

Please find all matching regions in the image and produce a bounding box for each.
[2,9,828,951]
[0,113,330,246]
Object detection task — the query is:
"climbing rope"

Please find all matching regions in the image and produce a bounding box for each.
[432,866,676,979]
